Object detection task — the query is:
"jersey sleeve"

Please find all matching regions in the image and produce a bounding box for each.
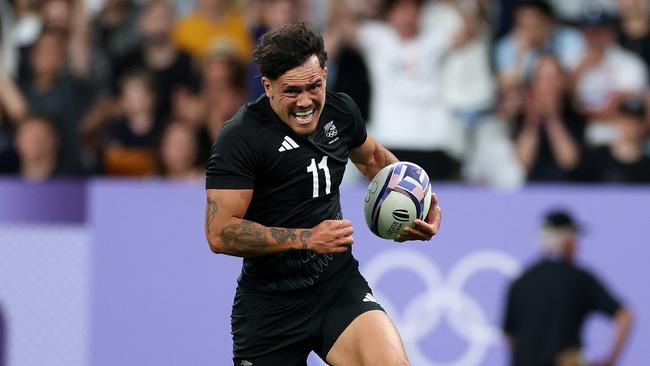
[205,120,259,189]
[339,93,368,148]
[583,270,622,317]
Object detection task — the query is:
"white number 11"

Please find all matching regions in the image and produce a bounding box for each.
[306,156,331,198]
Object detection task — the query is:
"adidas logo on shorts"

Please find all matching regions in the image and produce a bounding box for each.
[362,293,379,304]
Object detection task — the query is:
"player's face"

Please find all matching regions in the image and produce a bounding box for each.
[263,55,327,135]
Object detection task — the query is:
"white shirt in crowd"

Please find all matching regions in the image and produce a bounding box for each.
[576,46,648,112]
[357,18,465,157]
[576,45,648,145]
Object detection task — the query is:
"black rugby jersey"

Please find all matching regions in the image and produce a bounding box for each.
[206,91,367,292]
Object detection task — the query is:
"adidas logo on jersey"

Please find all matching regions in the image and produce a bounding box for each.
[278,136,300,152]
[362,293,379,304]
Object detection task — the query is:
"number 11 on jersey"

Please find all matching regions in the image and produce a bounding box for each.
[306,156,331,198]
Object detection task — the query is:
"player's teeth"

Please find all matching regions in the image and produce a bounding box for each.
[295,110,313,117]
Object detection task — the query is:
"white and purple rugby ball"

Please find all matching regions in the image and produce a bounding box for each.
[364,162,432,240]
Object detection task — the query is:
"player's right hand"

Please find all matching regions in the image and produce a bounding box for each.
[305,220,354,254]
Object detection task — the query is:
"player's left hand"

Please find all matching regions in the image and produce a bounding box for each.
[395,193,441,243]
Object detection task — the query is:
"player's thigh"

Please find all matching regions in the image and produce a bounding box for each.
[318,270,409,366]
[325,310,409,366]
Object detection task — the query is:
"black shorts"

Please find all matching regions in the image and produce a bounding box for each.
[231,266,384,366]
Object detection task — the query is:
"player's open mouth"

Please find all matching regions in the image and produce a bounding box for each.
[293,109,315,125]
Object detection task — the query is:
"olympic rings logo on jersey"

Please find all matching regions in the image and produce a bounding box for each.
[362,248,522,366]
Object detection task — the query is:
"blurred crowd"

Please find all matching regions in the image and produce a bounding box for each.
[0,0,649,187]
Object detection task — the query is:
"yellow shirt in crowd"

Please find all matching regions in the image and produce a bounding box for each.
[172,7,252,61]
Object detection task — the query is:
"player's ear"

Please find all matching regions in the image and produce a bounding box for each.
[261,77,272,98]
[323,66,328,84]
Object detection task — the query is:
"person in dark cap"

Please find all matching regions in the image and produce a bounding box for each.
[502,209,633,366]
[573,96,650,183]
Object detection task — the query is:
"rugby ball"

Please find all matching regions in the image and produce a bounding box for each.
[364,162,432,239]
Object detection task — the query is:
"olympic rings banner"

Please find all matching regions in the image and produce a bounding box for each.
[1,181,649,366]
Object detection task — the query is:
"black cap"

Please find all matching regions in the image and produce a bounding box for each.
[543,209,580,231]
[577,7,617,28]
[618,96,647,119]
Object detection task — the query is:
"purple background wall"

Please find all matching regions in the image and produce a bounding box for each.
[1,181,647,365]
[0,179,85,223]
[88,181,649,366]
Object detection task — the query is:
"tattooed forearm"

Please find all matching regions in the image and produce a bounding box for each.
[299,230,312,250]
[220,221,267,255]
[270,228,297,244]
[207,201,305,256]
[205,196,219,238]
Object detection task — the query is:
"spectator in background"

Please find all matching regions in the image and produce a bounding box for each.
[174,45,247,165]
[113,0,197,120]
[248,0,305,44]
[0,0,19,76]
[14,115,61,181]
[18,31,95,175]
[616,0,650,81]
[512,56,584,182]
[438,0,496,127]
[246,0,306,101]
[172,0,252,61]
[327,0,466,180]
[0,67,28,173]
[495,0,584,89]
[327,43,372,121]
[574,96,650,183]
[93,0,142,68]
[325,0,373,120]
[546,0,618,23]
[102,71,162,176]
[4,0,41,77]
[503,209,633,366]
[573,7,648,146]
[159,121,201,179]
[463,84,525,189]
[40,0,110,90]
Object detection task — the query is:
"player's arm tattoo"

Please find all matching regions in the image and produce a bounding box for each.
[205,196,218,238]
[218,222,306,256]
[269,228,297,244]
[220,220,268,256]
[299,230,312,250]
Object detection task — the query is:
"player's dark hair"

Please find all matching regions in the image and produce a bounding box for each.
[515,0,555,20]
[380,0,425,18]
[253,22,327,80]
